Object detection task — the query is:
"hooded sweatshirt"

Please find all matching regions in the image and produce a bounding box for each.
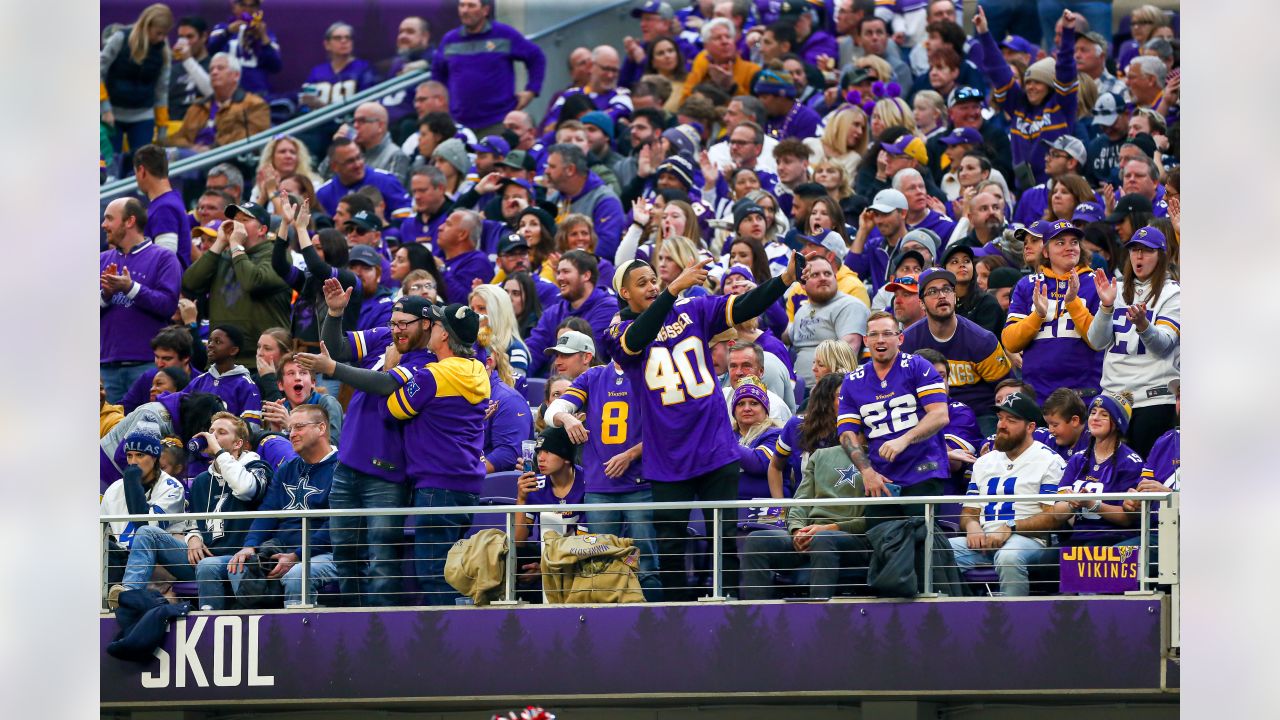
[185,364,263,426]
[385,356,492,493]
[186,450,271,554]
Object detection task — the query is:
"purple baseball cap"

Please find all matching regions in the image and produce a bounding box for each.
[1045,219,1085,241]
[939,127,984,146]
[1072,201,1104,224]
[472,135,511,156]
[1013,219,1053,242]
[1125,225,1167,251]
[1000,35,1038,56]
[917,267,957,298]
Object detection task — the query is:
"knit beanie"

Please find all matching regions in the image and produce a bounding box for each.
[1024,58,1055,89]
[432,137,471,176]
[123,432,163,458]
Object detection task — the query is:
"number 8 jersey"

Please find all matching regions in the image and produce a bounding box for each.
[836,352,951,487]
[604,295,740,482]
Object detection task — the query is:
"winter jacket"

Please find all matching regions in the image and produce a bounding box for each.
[182,241,292,366]
[540,530,645,604]
[444,528,508,606]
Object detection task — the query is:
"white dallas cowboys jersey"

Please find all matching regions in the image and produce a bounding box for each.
[964,440,1066,535]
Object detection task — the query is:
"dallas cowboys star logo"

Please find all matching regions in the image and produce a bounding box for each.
[284,475,322,510]
[835,465,859,489]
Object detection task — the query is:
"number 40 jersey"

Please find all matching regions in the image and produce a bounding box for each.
[837,352,951,487]
[605,295,740,483]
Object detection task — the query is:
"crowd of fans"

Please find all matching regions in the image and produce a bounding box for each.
[100,0,1181,607]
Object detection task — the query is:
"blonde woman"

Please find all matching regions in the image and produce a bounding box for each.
[470,284,530,377]
[870,97,919,138]
[1118,5,1168,72]
[912,90,948,140]
[251,134,321,203]
[811,161,860,219]
[810,338,858,383]
[101,3,174,166]
[656,235,714,297]
[805,105,868,176]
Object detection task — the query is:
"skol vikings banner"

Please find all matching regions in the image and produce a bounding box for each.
[1059,545,1142,593]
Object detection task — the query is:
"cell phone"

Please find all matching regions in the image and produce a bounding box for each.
[886,482,903,497]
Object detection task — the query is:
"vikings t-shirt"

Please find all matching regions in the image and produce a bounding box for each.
[522,466,588,540]
[1058,444,1144,545]
[901,315,1012,412]
[559,363,648,494]
[1006,267,1103,400]
[603,294,740,482]
[1143,428,1179,487]
[836,352,950,487]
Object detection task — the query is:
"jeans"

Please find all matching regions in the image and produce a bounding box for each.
[585,489,660,599]
[1037,1,1114,45]
[195,552,338,609]
[110,119,157,178]
[741,528,872,600]
[101,363,152,405]
[329,464,409,607]
[949,533,1056,596]
[650,462,740,602]
[978,0,1044,46]
[412,486,478,606]
[122,526,196,590]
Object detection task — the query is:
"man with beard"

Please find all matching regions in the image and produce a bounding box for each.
[297,286,441,606]
[901,268,1012,433]
[954,190,1006,254]
[379,17,434,131]
[526,250,618,376]
[786,255,870,389]
[848,188,909,295]
[948,392,1064,596]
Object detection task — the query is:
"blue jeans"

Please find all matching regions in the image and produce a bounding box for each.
[949,534,1056,596]
[1037,1,1114,45]
[329,464,410,607]
[585,490,660,597]
[741,528,871,600]
[195,552,338,609]
[122,526,196,590]
[412,486,478,606]
[978,0,1044,46]
[110,119,157,178]
[101,363,151,405]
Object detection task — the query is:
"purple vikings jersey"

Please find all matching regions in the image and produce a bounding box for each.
[145,189,192,266]
[1006,268,1103,400]
[901,315,1012,412]
[522,466,588,540]
[303,58,378,107]
[1058,443,1144,545]
[560,363,648,494]
[603,295,740,482]
[837,352,951,487]
[386,357,491,493]
[1143,428,1179,488]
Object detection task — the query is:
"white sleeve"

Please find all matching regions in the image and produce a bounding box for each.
[614,223,644,264]
[544,398,576,427]
[213,453,269,501]
[183,56,213,96]
[1086,306,1116,350]
[151,477,192,534]
[153,233,179,253]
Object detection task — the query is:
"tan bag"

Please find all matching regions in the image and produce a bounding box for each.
[444,528,508,606]
[539,531,645,604]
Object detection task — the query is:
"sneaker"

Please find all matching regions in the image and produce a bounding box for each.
[107,584,125,610]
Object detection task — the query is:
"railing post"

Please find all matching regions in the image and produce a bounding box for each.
[922,503,935,595]
[1138,497,1152,591]
[492,509,520,605]
[296,516,313,609]
[101,522,111,612]
[709,508,726,601]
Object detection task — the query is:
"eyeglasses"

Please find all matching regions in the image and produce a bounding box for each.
[352,116,380,125]
[408,282,436,293]
[922,286,956,298]
[284,421,325,433]
[1047,150,1072,160]
[345,225,373,235]
[328,34,353,41]
[865,330,899,339]
[728,139,758,146]
[388,318,424,331]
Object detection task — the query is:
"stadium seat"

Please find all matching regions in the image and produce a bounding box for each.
[483,471,523,500]
[523,377,547,405]
[792,374,806,406]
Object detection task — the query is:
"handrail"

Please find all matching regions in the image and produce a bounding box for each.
[98,0,637,202]
[99,492,1171,524]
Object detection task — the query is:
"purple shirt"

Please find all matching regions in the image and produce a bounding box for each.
[837,352,951,487]
[100,240,182,363]
[909,210,957,252]
[145,189,192,266]
[303,58,378,106]
[1143,428,1179,488]
[526,286,620,376]
[522,465,587,540]
[315,168,412,217]
[542,86,633,128]
[441,249,495,307]
[185,366,262,426]
[431,21,547,129]
[737,427,783,500]
[1059,443,1144,545]
[900,315,1012,413]
[385,356,491,492]
[603,294,742,482]
[1006,268,1103,400]
[764,101,822,141]
[484,372,533,472]
[559,363,647,493]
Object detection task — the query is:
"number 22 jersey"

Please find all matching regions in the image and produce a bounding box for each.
[604,294,739,482]
[837,352,950,487]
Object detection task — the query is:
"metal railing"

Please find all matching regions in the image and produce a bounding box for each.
[101,491,1178,614]
[98,0,638,202]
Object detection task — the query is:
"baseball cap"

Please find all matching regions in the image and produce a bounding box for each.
[499,149,530,170]
[426,302,481,345]
[225,201,270,225]
[393,295,435,319]
[991,391,1045,426]
[345,209,384,233]
[801,230,848,260]
[884,273,920,294]
[544,329,596,357]
[580,111,615,141]
[892,249,926,273]
[1045,219,1085,241]
[536,425,578,463]
[1043,135,1087,166]
[986,266,1022,290]
[939,127,983,146]
[1125,225,1166,251]
[1072,201,1104,224]
[499,176,536,196]
[498,233,530,255]
[880,135,928,164]
[471,134,510,156]
[630,0,674,19]
[723,264,755,285]
[869,188,908,213]
[1013,219,1052,243]
[999,35,1037,56]
[843,66,876,87]
[948,86,984,108]
[940,243,976,267]
[193,219,222,238]
[1123,132,1158,159]
[1080,31,1108,51]
[348,245,384,267]
[917,267,957,298]
[1091,92,1130,127]
[1104,194,1154,222]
